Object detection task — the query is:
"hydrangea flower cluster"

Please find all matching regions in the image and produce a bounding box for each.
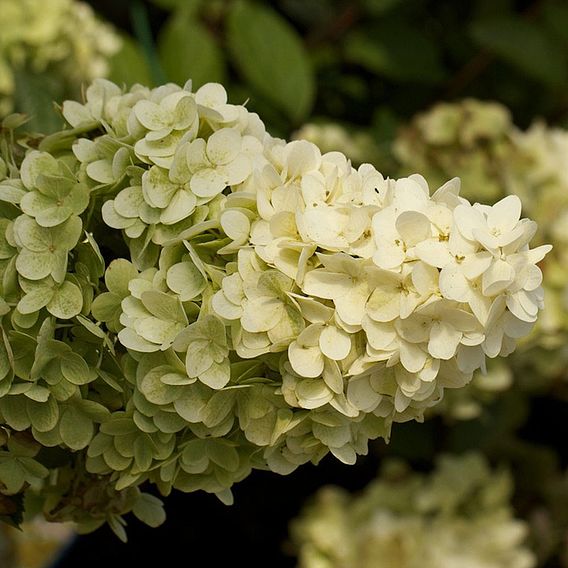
[290,452,536,568]
[394,99,568,418]
[394,98,513,203]
[0,78,550,537]
[0,0,121,116]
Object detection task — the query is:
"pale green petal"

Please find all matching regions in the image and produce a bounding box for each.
[288,342,324,378]
[47,281,83,319]
[17,284,54,314]
[118,328,161,352]
[16,249,53,280]
[190,168,226,198]
[199,359,230,389]
[105,259,138,296]
[36,205,73,228]
[166,261,206,301]
[159,189,196,225]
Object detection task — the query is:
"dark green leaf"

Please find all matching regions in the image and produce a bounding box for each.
[227,0,315,122]
[158,13,226,88]
[471,17,567,86]
[13,69,65,134]
[108,34,153,88]
[344,24,445,83]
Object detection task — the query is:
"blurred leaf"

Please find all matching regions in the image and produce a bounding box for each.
[344,23,446,83]
[149,0,201,11]
[158,12,226,87]
[13,69,64,134]
[471,17,568,86]
[227,0,315,123]
[130,0,168,85]
[0,492,24,529]
[108,34,153,88]
[279,0,336,28]
[361,0,403,16]
[543,1,568,46]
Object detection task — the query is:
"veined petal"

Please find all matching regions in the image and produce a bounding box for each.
[241,298,283,332]
[302,269,352,300]
[428,321,461,360]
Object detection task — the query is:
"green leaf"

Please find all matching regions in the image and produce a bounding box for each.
[12,69,64,134]
[158,13,226,88]
[141,290,187,323]
[470,17,567,85]
[149,0,201,10]
[227,0,315,122]
[108,34,153,88]
[344,24,445,83]
[543,1,568,46]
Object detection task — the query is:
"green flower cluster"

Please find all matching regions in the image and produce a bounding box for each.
[394,99,568,419]
[0,0,121,116]
[0,78,548,538]
[290,452,535,568]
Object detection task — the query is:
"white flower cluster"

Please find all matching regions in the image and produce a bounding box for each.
[290,452,536,568]
[65,79,549,473]
[213,148,550,423]
[394,100,568,418]
[0,0,121,115]
[0,77,551,531]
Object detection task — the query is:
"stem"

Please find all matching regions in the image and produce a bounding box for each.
[130,0,167,86]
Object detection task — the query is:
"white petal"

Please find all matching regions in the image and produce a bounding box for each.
[428,321,461,360]
[399,341,427,373]
[487,195,521,233]
[481,259,515,296]
[347,376,381,412]
[372,240,405,270]
[319,326,351,360]
[414,240,452,268]
[288,342,324,378]
[461,251,492,280]
[395,210,431,246]
[453,203,486,241]
[439,264,471,302]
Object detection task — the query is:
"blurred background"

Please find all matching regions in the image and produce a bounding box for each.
[1,0,568,566]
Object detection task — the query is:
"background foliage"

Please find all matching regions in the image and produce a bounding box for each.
[2,0,568,567]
